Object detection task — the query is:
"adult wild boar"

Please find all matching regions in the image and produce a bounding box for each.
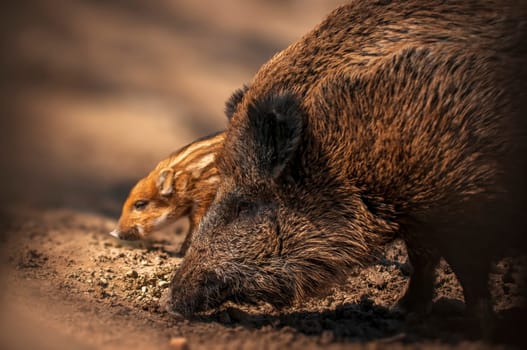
[168,0,527,323]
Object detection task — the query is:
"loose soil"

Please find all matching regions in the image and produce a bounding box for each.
[1,207,525,350]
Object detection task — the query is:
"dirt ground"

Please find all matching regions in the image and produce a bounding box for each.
[0,1,525,349]
[1,208,525,350]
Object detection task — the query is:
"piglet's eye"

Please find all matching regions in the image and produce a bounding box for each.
[134,200,149,211]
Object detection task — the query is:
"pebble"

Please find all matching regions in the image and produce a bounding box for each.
[99,278,108,287]
[126,270,139,278]
[169,337,188,350]
[158,280,169,288]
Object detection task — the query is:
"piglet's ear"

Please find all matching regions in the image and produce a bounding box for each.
[246,92,304,179]
[156,168,174,196]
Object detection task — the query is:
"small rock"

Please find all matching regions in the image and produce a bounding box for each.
[99,278,108,287]
[169,337,188,350]
[158,280,169,288]
[141,286,147,294]
[126,270,139,278]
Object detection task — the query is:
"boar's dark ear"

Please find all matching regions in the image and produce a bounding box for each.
[224,84,249,120]
[246,92,303,179]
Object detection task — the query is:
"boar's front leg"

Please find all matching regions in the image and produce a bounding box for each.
[441,242,494,337]
[396,238,441,315]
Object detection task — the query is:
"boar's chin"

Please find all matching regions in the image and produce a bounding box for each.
[168,258,297,316]
[169,270,232,317]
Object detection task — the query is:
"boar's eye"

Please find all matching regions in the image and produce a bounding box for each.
[235,200,255,216]
[133,199,149,211]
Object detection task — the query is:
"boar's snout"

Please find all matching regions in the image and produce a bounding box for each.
[168,259,230,316]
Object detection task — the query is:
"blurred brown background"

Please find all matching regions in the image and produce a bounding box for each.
[0,0,342,218]
[1,3,526,350]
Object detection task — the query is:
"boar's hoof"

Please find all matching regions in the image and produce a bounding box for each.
[392,294,433,316]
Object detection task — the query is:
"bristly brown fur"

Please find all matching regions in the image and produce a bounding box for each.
[225,85,249,120]
[169,0,527,329]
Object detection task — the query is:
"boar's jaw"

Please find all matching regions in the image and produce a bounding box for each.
[169,269,231,317]
[169,259,298,316]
